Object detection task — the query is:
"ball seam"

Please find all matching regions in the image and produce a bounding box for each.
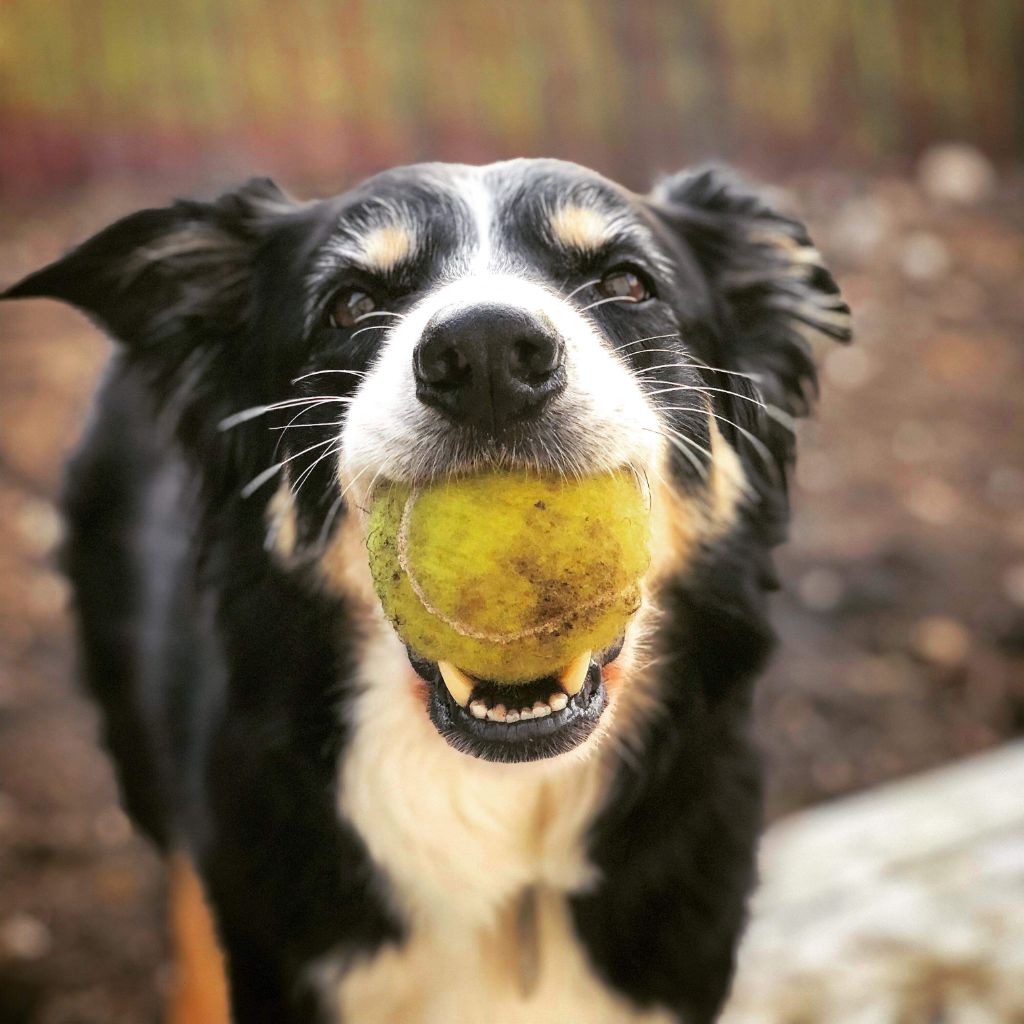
[396,486,641,645]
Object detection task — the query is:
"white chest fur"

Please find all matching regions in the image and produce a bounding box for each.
[328,626,675,1024]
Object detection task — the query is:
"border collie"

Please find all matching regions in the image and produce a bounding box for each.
[3,159,850,1023]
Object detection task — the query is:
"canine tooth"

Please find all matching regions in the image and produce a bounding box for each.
[559,650,592,697]
[519,707,535,721]
[549,692,568,712]
[486,704,507,723]
[438,661,474,708]
[470,700,488,719]
[505,709,521,723]
[532,701,551,718]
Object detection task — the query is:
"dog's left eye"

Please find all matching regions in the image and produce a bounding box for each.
[329,288,378,328]
[597,268,651,303]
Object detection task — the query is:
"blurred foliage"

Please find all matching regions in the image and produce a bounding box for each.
[0,0,1021,193]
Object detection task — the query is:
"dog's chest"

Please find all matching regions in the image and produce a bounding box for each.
[328,630,674,1024]
[329,887,675,1024]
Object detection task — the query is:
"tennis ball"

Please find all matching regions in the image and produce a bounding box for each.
[365,469,651,683]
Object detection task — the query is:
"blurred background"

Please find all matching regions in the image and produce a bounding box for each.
[1,1,1022,1021]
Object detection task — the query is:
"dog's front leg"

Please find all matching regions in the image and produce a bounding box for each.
[569,701,762,1024]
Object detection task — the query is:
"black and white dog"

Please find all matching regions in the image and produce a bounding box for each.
[4,159,849,1023]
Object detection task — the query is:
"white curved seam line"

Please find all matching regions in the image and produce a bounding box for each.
[395,488,640,645]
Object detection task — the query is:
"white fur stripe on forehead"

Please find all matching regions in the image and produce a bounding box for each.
[459,171,494,273]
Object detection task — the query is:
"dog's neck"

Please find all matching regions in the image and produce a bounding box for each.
[336,621,613,927]
[323,619,676,1023]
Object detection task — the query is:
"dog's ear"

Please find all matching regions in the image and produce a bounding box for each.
[4,179,304,496]
[647,166,851,543]
[648,166,851,419]
[3,177,292,350]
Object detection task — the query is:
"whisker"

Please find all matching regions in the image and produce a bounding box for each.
[357,465,387,508]
[355,310,405,322]
[272,402,348,460]
[639,426,710,480]
[312,461,382,554]
[636,360,766,384]
[613,336,768,386]
[653,423,716,468]
[333,462,386,518]
[291,441,344,498]
[242,463,291,501]
[270,419,347,431]
[617,333,682,351]
[640,377,766,408]
[291,368,369,385]
[219,396,349,431]
[683,352,769,385]
[643,380,795,432]
[658,404,776,469]
[633,454,672,503]
[349,323,393,342]
[563,278,600,302]
[241,437,338,499]
[576,295,640,314]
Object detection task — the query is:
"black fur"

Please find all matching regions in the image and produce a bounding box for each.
[3,160,848,1023]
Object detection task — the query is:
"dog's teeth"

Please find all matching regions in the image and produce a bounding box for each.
[438,661,474,708]
[470,700,488,719]
[559,650,592,697]
[549,692,568,712]
[505,709,521,723]
[532,701,551,718]
[519,707,535,721]
[486,704,507,722]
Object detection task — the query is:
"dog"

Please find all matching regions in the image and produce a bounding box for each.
[4,159,850,1023]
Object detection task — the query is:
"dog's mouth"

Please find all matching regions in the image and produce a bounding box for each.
[406,639,623,763]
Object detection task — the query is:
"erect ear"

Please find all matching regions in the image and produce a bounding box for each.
[648,165,851,420]
[3,176,293,349]
[3,178,304,498]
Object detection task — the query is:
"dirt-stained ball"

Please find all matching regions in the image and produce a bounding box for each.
[366,469,652,683]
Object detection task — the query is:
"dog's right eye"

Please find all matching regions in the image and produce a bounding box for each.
[597,267,652,303]
[329,288,378,328]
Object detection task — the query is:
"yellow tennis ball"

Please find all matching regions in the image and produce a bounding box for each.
[365,469,651,683]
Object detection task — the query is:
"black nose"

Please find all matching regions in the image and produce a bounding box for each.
[414,304,565,432]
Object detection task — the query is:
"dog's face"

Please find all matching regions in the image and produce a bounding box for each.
[5,159,849,764]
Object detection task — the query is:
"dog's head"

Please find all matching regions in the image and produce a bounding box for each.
[4,159,849,763]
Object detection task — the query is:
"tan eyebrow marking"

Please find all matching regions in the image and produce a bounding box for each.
[357,224,415,273]
[549,205,612,253]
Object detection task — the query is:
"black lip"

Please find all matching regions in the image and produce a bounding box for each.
[408,651,611,763]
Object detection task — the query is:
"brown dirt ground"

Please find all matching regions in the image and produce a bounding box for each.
[0,171,1022,1022]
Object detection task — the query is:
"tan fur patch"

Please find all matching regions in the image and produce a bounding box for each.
[549,205,611,253]
[646,417,747,585]
[359,225,414,273]
[316,508,379,613]
[166,853,230,1024]
[265,480,298,563]
[599,419,750,741]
